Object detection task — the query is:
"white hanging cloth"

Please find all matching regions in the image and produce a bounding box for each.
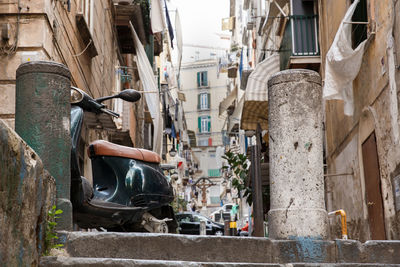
[175,10,183,75]
[323,0,368,116]
[151,0,166,33]
[129,22,163,155]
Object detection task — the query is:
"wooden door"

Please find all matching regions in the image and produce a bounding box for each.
[362,132,386,240]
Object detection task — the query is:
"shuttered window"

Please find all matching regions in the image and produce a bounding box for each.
[198,93,210,110]
[198,115,211,133]
[197,71,208,87]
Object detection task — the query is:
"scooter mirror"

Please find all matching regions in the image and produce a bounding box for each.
[71,86,84,104]
[117,89,141,103]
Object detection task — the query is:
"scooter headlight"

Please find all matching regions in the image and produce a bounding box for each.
[70,86,84,104]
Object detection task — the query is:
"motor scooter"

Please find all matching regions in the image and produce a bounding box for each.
[70,86,178,233]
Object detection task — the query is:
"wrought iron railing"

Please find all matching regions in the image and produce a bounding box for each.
[290,15,319,56]
[280,14,319,70]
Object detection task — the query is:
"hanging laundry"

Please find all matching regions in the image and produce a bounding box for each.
[164,0,174,49]
[151,0,165,33]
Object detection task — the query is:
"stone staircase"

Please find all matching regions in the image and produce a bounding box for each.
[40,232,400,266]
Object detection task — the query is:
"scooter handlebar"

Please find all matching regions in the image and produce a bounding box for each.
[100,108,120,118]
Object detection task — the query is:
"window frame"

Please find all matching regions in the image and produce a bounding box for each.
[200,116,211,133]
[79,0,94,33]
[351,0,369,49]
[197,71,208,87]
[200,93,209,110]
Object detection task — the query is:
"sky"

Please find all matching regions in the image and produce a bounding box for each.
[166,0,231,63]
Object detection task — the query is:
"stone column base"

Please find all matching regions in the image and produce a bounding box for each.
[268,208,329,239]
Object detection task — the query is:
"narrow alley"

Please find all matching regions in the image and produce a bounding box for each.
[0,0,400,266]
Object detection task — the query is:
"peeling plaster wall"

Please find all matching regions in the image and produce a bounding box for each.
[321,0,400,240]
[0,119,56,266]
[326,132,369,241]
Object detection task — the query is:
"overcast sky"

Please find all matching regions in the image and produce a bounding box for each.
[167,0,231,63]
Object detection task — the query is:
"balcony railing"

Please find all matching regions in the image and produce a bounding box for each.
[280,15,320,70]
[291,15,319,56]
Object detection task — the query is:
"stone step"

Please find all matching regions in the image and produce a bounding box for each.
[39,257,400,267]
[56,231,400,265]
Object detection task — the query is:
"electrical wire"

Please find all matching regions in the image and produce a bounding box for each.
[72,39,92,57]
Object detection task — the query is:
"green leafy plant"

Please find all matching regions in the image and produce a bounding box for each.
[172,196,188,213]
[43,205,63,255]
[222,150,270,212]
[222,150,252,204]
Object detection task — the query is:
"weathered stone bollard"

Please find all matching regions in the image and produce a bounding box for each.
[200,220,206,235]
[15,61,72,230]
[268,69,328,240]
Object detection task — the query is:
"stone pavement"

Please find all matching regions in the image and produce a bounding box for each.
[40,232,400,266]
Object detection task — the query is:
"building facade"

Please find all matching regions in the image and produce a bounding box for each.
[320,0,400,241]
[0,0,168,182]
[231,0,400,240]
[180,59,230,210]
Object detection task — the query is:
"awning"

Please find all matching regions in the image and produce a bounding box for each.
[240,54,280,131]
[228,94,244,132]
[219,86,238,116]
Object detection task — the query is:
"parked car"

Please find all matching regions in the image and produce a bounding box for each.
[176,212,224,236]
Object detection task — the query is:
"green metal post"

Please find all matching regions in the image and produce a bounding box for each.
[15,61,72,230]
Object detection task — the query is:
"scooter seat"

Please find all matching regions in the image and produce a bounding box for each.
[88,140,161,163]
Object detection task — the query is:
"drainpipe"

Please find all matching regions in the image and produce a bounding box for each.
[328,209,348,240]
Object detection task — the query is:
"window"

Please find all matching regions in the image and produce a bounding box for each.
[197,71,208,87]
[198,116,211,133]
[351,0,368,49]
[79,0,94,33]
[290,0,319,56]
[208,169,221,177]
[198,93,210,110]
[198,139,209,146]
[75,0,97,57]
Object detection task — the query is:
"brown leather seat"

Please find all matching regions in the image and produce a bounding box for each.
[88,140,161,163]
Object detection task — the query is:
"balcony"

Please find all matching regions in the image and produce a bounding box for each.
[280,15,320,72]
[112,0,148,54]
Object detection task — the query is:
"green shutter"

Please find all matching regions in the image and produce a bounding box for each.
[208,115,211,132]
[197,94,201,109]
[203,71,208,86]
[207,93,210,109]
[198,116,201,132]
[197,72,201,87]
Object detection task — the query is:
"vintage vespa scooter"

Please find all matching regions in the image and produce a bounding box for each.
[70,86,178,233]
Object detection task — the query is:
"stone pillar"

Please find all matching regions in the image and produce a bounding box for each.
[268,69,328,240]
[200,220,206,235]
[15,61,72,230]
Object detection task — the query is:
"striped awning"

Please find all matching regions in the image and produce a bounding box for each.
[240,54,280,130]
[219,85,238,116]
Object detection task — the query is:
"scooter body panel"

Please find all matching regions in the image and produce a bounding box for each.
[90,155,174,208]
[70,104,176,231]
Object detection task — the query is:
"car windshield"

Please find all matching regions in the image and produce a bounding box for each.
[193,214,211,222]
[176,214,191,222]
